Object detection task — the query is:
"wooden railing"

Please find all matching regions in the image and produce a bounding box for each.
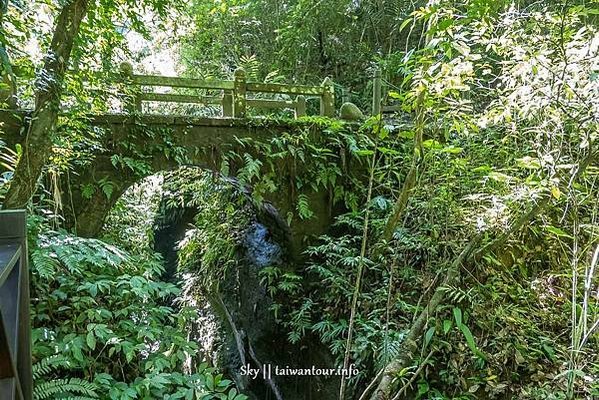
[114,62,336,118]
[0,210,32,400]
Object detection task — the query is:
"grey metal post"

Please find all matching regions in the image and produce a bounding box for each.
[0,210,31,400]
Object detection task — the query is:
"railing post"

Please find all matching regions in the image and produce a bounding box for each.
[119,62,142,113]
[222,90,233,117]
[233,68,247,118]
[0,210,32,400]
[320,77,335,117]
[342,87,350,104]
[372,69,382,116]
[295,95,306,118]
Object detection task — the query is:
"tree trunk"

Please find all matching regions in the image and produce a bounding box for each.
[368,237,481,400]
[0,0,17,108]
[0,47,17,108]
[2,0,89,210]
[382,90,425,242]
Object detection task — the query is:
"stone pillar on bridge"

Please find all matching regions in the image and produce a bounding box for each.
[295,95,306,118]
[233,68,247,118]
[119,62,142,113]
[342,87,351,104]
[320,77,335,117]
[222,90,233,117]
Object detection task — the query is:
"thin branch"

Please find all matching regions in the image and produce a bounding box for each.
[390,350,434,400]
[339,119,381,400]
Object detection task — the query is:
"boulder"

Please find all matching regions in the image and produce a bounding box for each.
[339,102,365,121]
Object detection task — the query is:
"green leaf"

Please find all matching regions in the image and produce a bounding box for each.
[399,17,413,32]
[459,323,486,360]
[443,319,453,334]
[545,226,573,238]
[417,380,430,396]
[452,40,471,56]
[441,145,463,154]
[453,307,462,327]
[516,156,541,169]
[81,184,96,199]
[377,146,400,155]
[422,139,443,149]
[86,331,96,351]
[472,165,492,174]
[399,130,414,139]
[424,326,435,348]
[72,345,84,362]
[542,343,556,361]
[206,374,214,391]
[488,172,513,183]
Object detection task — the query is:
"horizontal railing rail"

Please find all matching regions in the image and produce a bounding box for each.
[126,74,235,90]
[117,63,334,118]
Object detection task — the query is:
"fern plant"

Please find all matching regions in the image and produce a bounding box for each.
[33,355,98,400]
[29,222,244,399]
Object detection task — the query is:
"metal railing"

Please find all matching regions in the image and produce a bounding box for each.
[0,210,32,400]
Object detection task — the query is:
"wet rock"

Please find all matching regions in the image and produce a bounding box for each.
[244,222,282,267]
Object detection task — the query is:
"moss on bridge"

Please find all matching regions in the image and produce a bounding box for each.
[0,110,369,253]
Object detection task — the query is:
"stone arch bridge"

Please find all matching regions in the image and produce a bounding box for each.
[0,65,382,252]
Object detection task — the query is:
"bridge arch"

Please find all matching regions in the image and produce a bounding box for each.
[59,114,365,254]
[0,109,367,252]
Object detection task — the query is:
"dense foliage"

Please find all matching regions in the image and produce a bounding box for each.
[29,215,246,399]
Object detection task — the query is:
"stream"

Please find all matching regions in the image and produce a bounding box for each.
[152,192,339,399]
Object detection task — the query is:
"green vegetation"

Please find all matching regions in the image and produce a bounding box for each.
[30,216,245,399]
[0,0,597,399]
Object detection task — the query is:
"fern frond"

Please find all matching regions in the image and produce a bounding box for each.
[31,250,61,280]
[32,355,71,380]
[55,397,99,400]
[33,378,98,400]
[377,338,403,368]
[297,194,314,220]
